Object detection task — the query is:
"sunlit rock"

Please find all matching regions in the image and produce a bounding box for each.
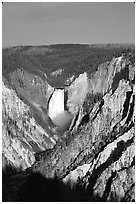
[51,69,63,77]
[66,72,89,115]
[2,81,56,170]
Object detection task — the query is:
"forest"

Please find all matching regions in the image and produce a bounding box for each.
[2,43,135,87]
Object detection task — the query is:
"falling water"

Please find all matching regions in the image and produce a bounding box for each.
[48,89,73,132]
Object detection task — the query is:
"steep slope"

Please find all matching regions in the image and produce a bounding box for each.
[2,81,56,171]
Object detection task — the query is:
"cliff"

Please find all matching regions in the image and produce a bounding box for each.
[2,81,56,171]
[2,53,135,201]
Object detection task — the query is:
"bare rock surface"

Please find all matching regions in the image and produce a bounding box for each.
[2,81,56,170]
[66,72,89,115]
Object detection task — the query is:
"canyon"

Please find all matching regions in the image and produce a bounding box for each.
[2,45,135,201]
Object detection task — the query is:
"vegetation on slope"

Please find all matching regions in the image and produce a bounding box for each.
[2,43,135,87]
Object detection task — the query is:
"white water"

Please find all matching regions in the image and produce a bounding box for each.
[48,89,64,119]
[48,89,73,131]
[52,111,73,132]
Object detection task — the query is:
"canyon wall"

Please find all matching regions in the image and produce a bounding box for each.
[2,81,56,171]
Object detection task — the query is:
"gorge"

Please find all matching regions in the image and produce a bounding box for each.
[2,44,135,202]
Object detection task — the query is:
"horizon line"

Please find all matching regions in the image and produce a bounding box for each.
[2,42,135,49]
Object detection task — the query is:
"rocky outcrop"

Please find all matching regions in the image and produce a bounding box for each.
[65,75,75,86]
[51,68,63,77]
[66,72,89,115]
[9,68,54,111]
[2,54,135,201]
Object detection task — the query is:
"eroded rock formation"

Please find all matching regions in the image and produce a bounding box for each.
[2,81,56,171]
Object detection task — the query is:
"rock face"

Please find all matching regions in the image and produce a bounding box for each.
[9,68,54,111]
[2,54,135,202]
[66,72,88,115]
[2,81,56,171]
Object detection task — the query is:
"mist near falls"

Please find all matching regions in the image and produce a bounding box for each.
[52,111,73,132]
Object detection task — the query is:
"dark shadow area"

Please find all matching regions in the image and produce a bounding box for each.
[80,114,90,126]
[3,151,134,202]
[3,170,62,202]
[122,91,133,120]
[2,169,107,202]
[112,66,129,94]
[125,94,135,125]
[85,136,134,201]
[2,162,23,180]
[64,90,69,111]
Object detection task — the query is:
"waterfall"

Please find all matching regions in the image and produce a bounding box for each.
[48,89,73,130]
[48,89,65,120]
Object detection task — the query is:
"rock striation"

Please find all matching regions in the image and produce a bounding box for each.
[2,81,56,171]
